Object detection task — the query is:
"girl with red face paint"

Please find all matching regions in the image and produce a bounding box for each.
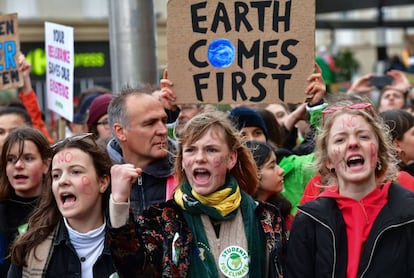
[8,133,117,277]
[286,98,414,278]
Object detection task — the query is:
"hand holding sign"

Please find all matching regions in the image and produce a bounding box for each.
[17,52,31,75]
[156,69,178,111]
[305,63,326,105]
[0,13,23,90]
[17,51,33,94]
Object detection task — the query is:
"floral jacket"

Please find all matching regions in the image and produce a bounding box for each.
[108,199,287,278]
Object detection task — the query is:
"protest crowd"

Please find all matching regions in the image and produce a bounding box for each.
[1,2,414,278]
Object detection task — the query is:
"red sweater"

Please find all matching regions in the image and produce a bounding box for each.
[19,89,54,144]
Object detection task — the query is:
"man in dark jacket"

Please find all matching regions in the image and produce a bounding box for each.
[107,86,175,218]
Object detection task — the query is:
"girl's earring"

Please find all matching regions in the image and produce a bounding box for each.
[376,161,382,171]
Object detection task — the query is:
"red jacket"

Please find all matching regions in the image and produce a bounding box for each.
[320,182,390,278]
[19,89,54,144]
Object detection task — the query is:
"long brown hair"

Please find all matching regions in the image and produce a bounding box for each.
[0,127,52,201]
[9,134,112,266]
[175,111,259,195]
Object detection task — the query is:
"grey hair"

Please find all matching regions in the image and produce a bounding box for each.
[107,84,153,140]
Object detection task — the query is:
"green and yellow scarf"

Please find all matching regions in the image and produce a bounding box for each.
[174,175,265,277]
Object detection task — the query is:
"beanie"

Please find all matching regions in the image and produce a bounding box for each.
[86,93,113,131]
[229,106,268,139]
[73,93,101,124]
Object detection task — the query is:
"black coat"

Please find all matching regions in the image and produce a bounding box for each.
[0,194,38,277]
[286,182,414,278]
[401,162,414,177]
[7,221,117,277]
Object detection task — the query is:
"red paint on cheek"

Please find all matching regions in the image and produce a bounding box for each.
[370,142,378,169]
[332,148,341,158]
[182,158,192,171]
[81,176,93,195]
[331,148,341,164]
[56,151,73,164]
[330,147,345,170]
[212,157,225,168]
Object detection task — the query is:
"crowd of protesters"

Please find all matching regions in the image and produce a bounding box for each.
[0,40,414,277]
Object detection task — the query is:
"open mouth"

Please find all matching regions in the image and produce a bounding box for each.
[193,169,211,183]
[61,193,76,206]
[346,156,364,168]
[13,175,28,181]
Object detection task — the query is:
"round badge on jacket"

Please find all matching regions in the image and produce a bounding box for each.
[218,245,249,278]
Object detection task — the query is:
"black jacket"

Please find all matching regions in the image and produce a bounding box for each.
[0,194,38,277]
[285,182,414,278]
[401,162,414,177]
[8,220,116,277]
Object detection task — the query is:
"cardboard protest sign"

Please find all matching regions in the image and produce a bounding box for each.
[45,22,74,121]
[167,0,315,104]
[0,13,23,90]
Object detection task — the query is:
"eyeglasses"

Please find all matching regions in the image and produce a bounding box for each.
[322,102,375,125]
[51,133,97,149]
[96,119,109,127]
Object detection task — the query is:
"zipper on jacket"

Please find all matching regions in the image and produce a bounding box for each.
[298,208,337,278]
[137,175,145,214]
[360,219,414,278]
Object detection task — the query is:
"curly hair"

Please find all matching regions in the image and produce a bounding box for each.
[314,97,398,187]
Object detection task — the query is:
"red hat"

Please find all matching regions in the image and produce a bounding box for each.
[86,93,112,131]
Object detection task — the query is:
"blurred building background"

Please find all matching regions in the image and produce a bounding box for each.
[2,0,414,101]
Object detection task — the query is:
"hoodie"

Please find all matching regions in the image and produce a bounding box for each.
[319,182,390,278]
[106,138,175,218]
